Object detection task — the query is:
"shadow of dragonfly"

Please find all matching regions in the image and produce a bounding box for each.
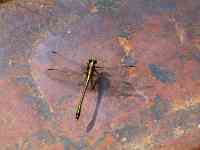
[86,71,110,132]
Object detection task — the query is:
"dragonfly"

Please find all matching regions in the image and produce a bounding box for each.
[74,58,97,120]
[48,57,98,120]
[47,51,137,120]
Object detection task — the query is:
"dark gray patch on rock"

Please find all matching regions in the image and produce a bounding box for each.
[33,130,56,144]
[24,95,39,104]
[143,0,176,12]
[16,76,35,86]
[59,136,77,150]
[0,48,9,78]
[36,99,53,120]
[114,123,146,142]
[192,51,200,64]
[121,55,137,67]
[150,95,170,121]
[149,64,176,84]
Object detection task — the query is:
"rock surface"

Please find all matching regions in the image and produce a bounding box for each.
[0,0,200,149]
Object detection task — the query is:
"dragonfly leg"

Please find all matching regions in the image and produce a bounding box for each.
[94,68,99,75]
[95,66,103,69]
[90,69,99,90]
[91,77,98,90]
[83,70,89,81]
[78,71,88,86]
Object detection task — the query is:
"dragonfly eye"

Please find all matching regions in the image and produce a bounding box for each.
[88,59,97,64]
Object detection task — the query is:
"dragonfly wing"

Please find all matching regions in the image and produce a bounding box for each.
[46,68,84,86]
[109,80,135,98]
[49,51,86,70]
[96,70,140,99]
[106,76,153,101]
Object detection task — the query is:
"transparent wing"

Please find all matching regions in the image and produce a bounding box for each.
[46,50,87,85]
[48,51,86,70]
[46,67,84,86]
[95,68,153,101]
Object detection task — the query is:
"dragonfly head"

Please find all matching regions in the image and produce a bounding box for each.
[89,58,97,64]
